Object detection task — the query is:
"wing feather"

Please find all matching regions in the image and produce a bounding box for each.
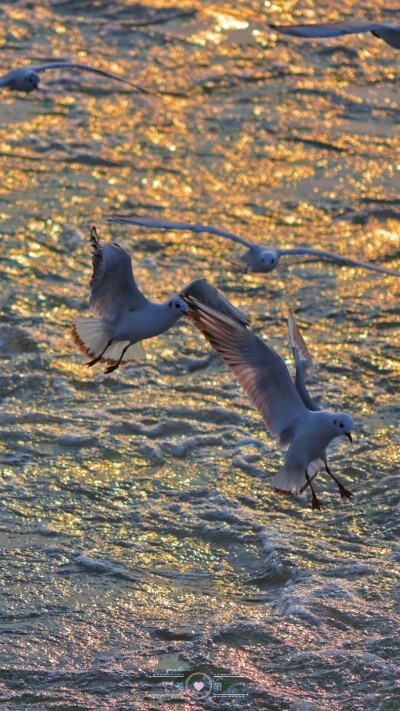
[288,311,320,412]
[270,22,392,39]
[278,247,400,276]
[109,214,254,249]
[88,226,148,321]
[32,62,157,95]
[181,279,250,327]
[186,298,307,444]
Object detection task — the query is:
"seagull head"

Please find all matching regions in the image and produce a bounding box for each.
[168,296,189,317]
[248,248,279,273]
[332,413,353,443]
[20,70,40,92]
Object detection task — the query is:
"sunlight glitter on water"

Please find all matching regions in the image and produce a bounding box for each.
[0,0,399,709]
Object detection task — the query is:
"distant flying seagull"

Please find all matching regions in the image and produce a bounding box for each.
[109,214,400,277]
[269,21,400,49]
[184,297,354,510]
[0,61,158,95]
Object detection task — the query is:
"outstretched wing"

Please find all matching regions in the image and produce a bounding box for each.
[31,62,158,96]
[88,226,148,321]
[109,214,255,249]
[181,279,250,327]
[186,297,307,445]
[0,73,11,87]
[270,21,392,39]
[278,247,400,276]
[288,311,320,412]
[288,310,312,371]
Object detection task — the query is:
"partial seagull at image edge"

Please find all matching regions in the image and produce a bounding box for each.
[0,61,159,95]
[269,21,400,49]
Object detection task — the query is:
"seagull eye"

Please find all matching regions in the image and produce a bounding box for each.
[333,419,336,425]
[340,423,344,428]
[176,303,180,309]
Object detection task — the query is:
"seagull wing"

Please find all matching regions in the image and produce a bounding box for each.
[186,297,307,445]
[180,278,250,327]
[288,311,320,412]
[31,62,157,96]
[109,214,255,249]
[278,247,400,276]
[288,310,312,371]
[269,21,392,39]
[88,226,148,321]
[0,71,13,87]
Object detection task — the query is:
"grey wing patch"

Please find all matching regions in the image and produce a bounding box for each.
[288,310,312,371]
[288,311,320,412]
[0,73,11,87]
[187,298,306,443]
[88,226,148,320]
[270,21,381,38]
[32,62,159,96]
[181,279,250,327]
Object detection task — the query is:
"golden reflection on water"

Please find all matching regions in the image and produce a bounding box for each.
[0,0,399,708]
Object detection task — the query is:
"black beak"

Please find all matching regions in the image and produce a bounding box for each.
[346,432,353,443]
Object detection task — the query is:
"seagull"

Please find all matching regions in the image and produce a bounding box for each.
[73,228,248,374]
[72,226,189,374]
[0,61,158,95]
[109,214,400,277]
[288,311,353,501]
[269,21,400,49]
[183,297,354,510]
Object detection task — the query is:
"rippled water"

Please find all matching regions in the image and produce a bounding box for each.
[0,1,399,709]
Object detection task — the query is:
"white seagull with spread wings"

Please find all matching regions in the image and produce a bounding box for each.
[0,61,157,95]
[270,21,400,49]
[73,227,248,374]
[183,297,354,510]
[109,214,400,277]
[73,226,188,374]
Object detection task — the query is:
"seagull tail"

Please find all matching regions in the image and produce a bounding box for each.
[271,465,306,493]
[72,317,146,364]
[271,459,321,493]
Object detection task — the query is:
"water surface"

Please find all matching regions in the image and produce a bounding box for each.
[0,1,399,709]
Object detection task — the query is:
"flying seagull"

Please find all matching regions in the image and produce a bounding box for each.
[183,297,354,510]
[72,226,188,374]
[73,228,248,374]
[109,214,400,277]
[0,61,158,95]
[269,21,400,49]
